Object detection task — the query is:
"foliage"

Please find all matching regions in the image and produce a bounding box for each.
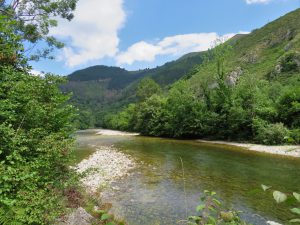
[279,52,300,73]
[0,15,25,67]
[62,52,204,128]
[94,209,125,225]
[136,77,162,101]
[0,1,79,223]
[277,86,300,128]
[261,185,300,224]
[1,0,78,60]
[253,120,290,145]
[106,31,300,144]
[187,191,248,225]
[0,65,77,224]
[109,10,300,145]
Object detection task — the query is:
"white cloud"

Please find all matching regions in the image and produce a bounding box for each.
[245,0,271,4]
[116,33,237,65]
[30,69,44,77]
[51,0,125,67]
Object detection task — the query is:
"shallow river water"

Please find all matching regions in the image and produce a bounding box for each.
[75,130,300,225]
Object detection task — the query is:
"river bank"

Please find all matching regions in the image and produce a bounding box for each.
[197,140,300,158]
[82,129,300,158]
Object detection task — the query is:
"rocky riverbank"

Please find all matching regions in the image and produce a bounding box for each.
[75,145,136,193]
[197,140,300,158]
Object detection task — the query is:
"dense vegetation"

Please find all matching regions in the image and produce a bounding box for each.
[62,51,205,128]
[104,9,300,145]
[0,2,79,224]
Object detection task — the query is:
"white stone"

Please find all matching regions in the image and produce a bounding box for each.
[75,146,136,193]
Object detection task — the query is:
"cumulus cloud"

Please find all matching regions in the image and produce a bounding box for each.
[245,0,271,4]
[51,0,125,67]
[116,33,237,65]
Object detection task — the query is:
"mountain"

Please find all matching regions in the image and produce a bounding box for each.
[104,9,300,142]
[62,50,205,128]
[63,9,300,129]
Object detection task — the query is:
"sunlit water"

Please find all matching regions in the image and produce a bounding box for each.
[74,130,300,225]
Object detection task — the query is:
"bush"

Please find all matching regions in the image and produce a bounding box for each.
[289,129,300,144]
[0,66,77,224]
[279,52,300,73]
[253,119,290,145]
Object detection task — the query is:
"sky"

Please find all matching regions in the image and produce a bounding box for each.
[31,0,300,76]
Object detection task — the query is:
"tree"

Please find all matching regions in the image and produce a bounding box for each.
[277,86,300,128]
[0,65,76,224]
[0,1,78,223]
[136,78,162,101]
[165,80,204,137]
[134,94,168,136]
[1,0,77,60]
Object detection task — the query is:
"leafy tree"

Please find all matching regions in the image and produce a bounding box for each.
[136,77,162,101]
[277,86,300,128]
[1,0,77,60]
[165,81,204,137]
[134,95,168,136]
[0,65,76,224]
[0,1,79,223]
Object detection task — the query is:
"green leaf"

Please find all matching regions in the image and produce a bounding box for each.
[261,184,271,191]
[290,208,300,215]
[208,215,216,224]
[293,192,300,202]
[101,213,111,220]
[273,191,287,203]
[96,210,106,214]
[196,204,205,212]
[212,198,221,206]
[105,222,116,225]
[290,219,300,223]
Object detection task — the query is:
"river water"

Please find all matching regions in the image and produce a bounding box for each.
[75,130,300,225]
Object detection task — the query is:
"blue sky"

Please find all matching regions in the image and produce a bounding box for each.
[31,0,300,76]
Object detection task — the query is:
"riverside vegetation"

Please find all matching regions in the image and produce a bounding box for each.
[0,1,300,225]
[0,2,126,225]
[101,9,300,145]
[0,1,80,224]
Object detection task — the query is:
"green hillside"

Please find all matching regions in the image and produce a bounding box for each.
[104,9,300,144]
[192,8,300,82]
[63,49,205,128]
[65,9,300,133]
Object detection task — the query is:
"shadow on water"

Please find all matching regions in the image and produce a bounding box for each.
[75,130,300,225]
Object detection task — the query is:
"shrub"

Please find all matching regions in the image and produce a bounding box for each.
[188,190,248,225]
[253,119,290,145]
[279,52,300,73]
[289,129,300,144]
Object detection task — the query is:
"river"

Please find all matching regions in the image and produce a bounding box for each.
[75,130,300,225]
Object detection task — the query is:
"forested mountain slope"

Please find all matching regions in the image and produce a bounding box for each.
[105,9,300,144]
[62,47,205,128]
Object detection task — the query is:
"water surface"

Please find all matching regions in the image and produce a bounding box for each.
[75,130,300,225]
